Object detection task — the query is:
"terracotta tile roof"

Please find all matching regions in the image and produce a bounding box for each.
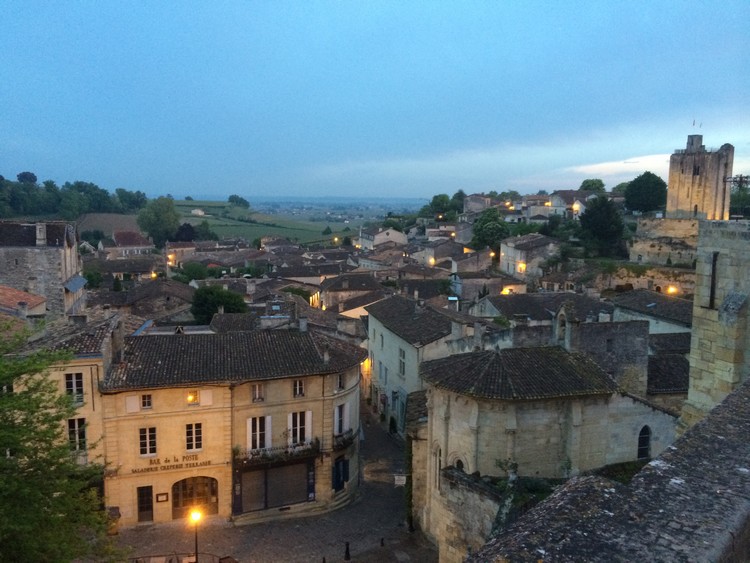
[484,293,613,322]
[613,289,693,326]
[288,295,339,329]
[551,189,597,204]
[0,285,46,309]
[397,279,448,301]
[209,312,260,332]
[649,332,691,354]
[647,354,689,394]
[104,329,366,391]
[125,279,195,305]
[89,256,162,274]
[0,221,74,247]
[320,273,383,292]
[501,232,558,251]
[365,295,452,346]
[25,315,120,356]
[421,347,617,400]
[340,290,387,311]
[113,230,152,247]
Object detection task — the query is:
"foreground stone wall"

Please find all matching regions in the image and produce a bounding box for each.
[681,220,750,429]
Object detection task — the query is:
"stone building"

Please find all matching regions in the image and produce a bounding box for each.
[499,233,560,282]
[680,220,750,430]
[365,295,508,435]
[629,135,735,266]
[0,221,86,317]
[467,377,750,562]
[418,347,676,561]
[666,134,734,221]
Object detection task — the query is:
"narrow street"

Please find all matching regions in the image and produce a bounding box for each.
[117,405,438,562]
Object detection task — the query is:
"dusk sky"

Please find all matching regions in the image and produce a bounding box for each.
[3,1,749,201]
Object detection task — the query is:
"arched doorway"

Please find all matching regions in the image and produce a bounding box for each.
[172,476,218,519]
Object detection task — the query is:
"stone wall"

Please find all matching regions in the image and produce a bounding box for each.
[596,265,695,297]
[628,218,699,266]
[428,469,504,563]
[568,320,649,395]
[0,247,65,316]
[680,220,750,430]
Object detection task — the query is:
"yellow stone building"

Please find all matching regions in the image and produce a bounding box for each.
[38,316,366,527]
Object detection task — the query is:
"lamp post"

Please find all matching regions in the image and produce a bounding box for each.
[190,509,201,563]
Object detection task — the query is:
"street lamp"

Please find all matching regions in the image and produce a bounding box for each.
[191,509,202,563]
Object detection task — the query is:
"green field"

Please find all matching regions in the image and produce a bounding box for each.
[172,200,357,244]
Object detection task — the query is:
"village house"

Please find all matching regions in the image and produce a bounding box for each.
[499,233,560,283]
[0,221,86,317]
[0,284,47,321]
[104,230,155,259]
[356,226,408,250]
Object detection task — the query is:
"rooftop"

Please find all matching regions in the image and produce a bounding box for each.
[613,289,693,327]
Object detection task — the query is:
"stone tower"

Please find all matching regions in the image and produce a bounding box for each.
[666,135,734,220]
[679,221,750,431]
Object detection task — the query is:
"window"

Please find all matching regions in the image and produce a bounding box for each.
[637,426,651,460]
[68,418,86,452]
[140,427,157,455]
[65,373,84,406]
[606,338,613,352]
[380,334,383,349]
[186,423,202,451]
[335,404,345,435]
[293,380,305,398]
[141,394,152,409]
[709,251,719,309]
[289,411,309,445]
[251,383,264,402]
[187,390,200,406]
[249,416,268,450]
[379,361,388,385]
[337,373,345,390]
[398,348,405,377]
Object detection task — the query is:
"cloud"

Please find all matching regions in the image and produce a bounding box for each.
[565,153,671,180]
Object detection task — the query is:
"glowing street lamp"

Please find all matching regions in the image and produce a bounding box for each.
[191,509,202,563]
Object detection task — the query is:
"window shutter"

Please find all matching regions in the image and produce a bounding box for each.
[333,406,338,434]
[287,413,293,447]
[246,418,253,450]
[265,415,272,449]
[202,389,213,406]
[125,396,139,413]
[344,402,351,432]
[305,411,313,444]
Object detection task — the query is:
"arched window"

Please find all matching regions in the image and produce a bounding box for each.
[455,459,464,472]
[172,476,218,519]
[637,426,651,460]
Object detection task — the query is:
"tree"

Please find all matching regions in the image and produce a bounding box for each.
[0,322,113,561]
[137,196,181,247]
[625,171,667,212]
[228,194,250,208]
[322,226,332,235]
[579,179,605,193]
[191,285,248,324]
[470,208,510,251]
[579,196,625,257]
[612,182,630,195]
[181,262,209,281]
[730,175,750,217]
[16,171,37,184]
[195,220,219,241]
[174,222,196,242]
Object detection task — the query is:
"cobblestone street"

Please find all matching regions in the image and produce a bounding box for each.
[117,407,438,562]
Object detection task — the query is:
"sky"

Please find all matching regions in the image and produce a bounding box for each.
[2,1,749,201]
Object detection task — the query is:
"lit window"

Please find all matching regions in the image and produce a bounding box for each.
[187,390,200,406]
[251,383,264,403]
[293,380,305,398]
[141,394,152,409]
[65,373,84,406]
[140,427,157,455]
[186,423,202,451]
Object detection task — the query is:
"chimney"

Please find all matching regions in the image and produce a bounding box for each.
[17,301,28,319]
[323,345,330,365]
[218,305,225,314]
[36,223,47,247]
[299,317,308,332]
[413,289,419,301]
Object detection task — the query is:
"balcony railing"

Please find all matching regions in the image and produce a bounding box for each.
[235,438,320,467]
[333,428,356,451]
